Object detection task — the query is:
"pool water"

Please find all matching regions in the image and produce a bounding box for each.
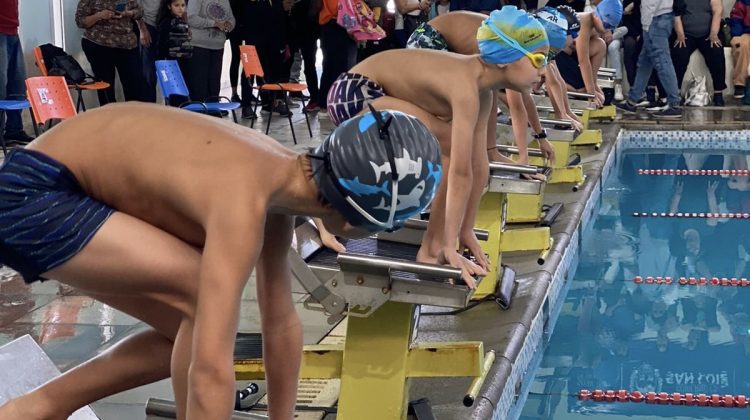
[520,150,750,419]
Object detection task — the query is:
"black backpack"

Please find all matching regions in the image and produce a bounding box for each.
[38,43,94,85]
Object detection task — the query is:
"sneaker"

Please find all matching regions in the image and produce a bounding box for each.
[241,106,257,120]
[615,100,638,113]
[614,83,624,101]
[734,85,746,99]
[3,130,34,144]
[646,100,668,112]
[653,106,682,119]
[303,101,320,113]
[634,97,651,107]
[713,93,724,107]
[646,86,657,106]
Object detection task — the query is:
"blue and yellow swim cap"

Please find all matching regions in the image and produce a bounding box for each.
[477,6,549,65]
[595,0,623,30]
[534,7,568,53]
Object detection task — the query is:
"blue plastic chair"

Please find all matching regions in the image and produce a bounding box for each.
[0,99,33,155]
[155,60,240,123]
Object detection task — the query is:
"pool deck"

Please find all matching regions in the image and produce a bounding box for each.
[1,101,749,419]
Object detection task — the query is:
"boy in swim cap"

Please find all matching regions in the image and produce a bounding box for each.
[0,103,442,419]
[406,8,578,173]
[326,6,549,284]
[554,0,623,107]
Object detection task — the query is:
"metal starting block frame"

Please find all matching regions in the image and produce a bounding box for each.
[497,119,585,191]
[231,222,494,420]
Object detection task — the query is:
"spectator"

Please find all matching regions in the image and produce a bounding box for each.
[430,0,451,17]
[672,0,726,106]
[0,0,33,146]
[287,0,321,112]
[186,0,234,102]
[396,0,431,41]
[616,0,683,118]
[318,0,358,110]
[76,0,146,105]
[730,0,750,99]
[138,0,162,102]
[245,0,291,116]
[156,0,192,68]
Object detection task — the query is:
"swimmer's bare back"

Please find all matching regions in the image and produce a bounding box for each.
[429,11,485,54]
[351,49,488,121]
[26,103,298,246]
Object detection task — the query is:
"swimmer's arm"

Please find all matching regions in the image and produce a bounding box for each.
[522,91,543,135]
[576,26,597,95]
[444,97,481,251]
[187,206,266,419]
[256,214,300,419]
[460,92,492,238]
[506,89,530,164]
[485,93,499,153]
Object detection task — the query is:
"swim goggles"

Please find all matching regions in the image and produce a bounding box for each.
[487,21,548,69]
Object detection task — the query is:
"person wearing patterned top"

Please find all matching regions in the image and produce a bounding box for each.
[76,0,146,104]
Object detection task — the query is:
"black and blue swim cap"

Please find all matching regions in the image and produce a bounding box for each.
[555,5,581,38]
[310,107,443,232]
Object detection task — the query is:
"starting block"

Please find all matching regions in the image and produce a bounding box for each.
[497,118,585,191]
[229,221,494,420]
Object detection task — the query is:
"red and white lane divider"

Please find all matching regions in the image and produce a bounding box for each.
[638,169,750,176]
[632,212,750,219]
[633,276,750,287]
[578,390,749,407]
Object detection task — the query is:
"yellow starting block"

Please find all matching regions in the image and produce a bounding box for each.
[474,162,548,298]
[231,224,497,420]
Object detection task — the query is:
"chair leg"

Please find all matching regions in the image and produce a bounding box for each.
[265,91,275,135]
[77,89,87,112]
[231,110,238,124]
[30,111,40,137]
[300,98,313,138]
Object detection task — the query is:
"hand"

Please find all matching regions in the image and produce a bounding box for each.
[674,33,686,48]
[569,118,584,134]
[438,247,483,289]
[97,10,116,20]
[707,180,719,196]
[459,231,489,272]
[319,230,346,253]
[140,28,152,47]
[602,31,613,44]
[591,91,604,108]
[538,138,556,166]
[283,0,294,12]
[707,33,721,48]
[119,10,135,18]
[674,179,684,196]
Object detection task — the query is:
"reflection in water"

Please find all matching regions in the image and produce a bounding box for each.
[523,151,750,419]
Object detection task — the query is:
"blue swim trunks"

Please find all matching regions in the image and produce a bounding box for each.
[326,73,385,127]
[0,149,115,282]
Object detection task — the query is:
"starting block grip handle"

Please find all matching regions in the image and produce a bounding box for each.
[494,144,544,158]
[337,252,463,280]
[145,398,268,419]
[489,161,544,175]
[539,117,572,129]
[567,91,595,100]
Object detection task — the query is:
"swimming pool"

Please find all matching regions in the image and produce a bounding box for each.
[517,130,750,420]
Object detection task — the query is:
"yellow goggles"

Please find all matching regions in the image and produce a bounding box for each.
[488,22,548,69]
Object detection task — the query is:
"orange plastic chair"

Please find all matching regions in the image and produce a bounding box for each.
[25,76,77,133]
[239,45,312,144]
[34,46,111,112]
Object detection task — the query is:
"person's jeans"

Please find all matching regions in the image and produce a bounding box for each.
[0,34,27,135]
[607,27,628,80]
[140,24,159,102]
[627,13,681,107]
[319,21,357,106]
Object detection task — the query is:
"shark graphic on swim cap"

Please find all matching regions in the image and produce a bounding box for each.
[477,6,549,65]
[595,0,623,30]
